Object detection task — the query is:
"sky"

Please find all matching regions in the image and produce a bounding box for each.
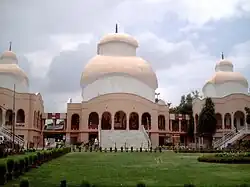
[0,0,250,112]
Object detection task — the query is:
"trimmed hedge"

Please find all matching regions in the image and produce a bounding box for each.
[82,146,162,153]
[174,149,242,153]
[0,147,71,185]
[198,152,250,164]
[14,180,250,187]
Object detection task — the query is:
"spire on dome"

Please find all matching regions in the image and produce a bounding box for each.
[221,52,224,60]
[115,23,118,33]
[9,41,12,51]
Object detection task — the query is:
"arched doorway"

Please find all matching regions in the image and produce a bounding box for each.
[224,113,231,129]
[0,108,2,125]
[101,112,112,130]
[129,112,139,130]
[215,113,222,130]
[71,114,80,130]
[88,112,99,129]
[16,109,25,123]
[158,115,165,130]
[114,111,126,130]
[141,112,151,130]
[234,111,245,131]
[5,109,13,126]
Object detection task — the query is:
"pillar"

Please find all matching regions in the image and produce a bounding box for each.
[126,114,129,130]
[179,119,181,132]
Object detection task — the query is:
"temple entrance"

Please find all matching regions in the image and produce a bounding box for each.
[141,112,151,130]
[129,112,139,130]
[101,112,112,130]
[114,111,126,130]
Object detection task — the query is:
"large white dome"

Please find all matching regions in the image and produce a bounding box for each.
[80,32,158,102]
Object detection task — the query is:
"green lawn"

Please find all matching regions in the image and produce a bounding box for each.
[6,151,250,187]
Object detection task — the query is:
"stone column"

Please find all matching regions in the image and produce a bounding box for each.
[111,113,114,130]
[231,114,234,130]
[179,120,181,133]
[222,115,225,130]
[169,120,172,131]
[126,114,129,130]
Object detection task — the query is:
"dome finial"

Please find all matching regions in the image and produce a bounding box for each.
[115,23,118,33]
[9,41,12,51]
[221,52,224,60]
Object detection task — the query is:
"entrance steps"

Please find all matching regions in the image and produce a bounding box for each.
[100,129,150,149]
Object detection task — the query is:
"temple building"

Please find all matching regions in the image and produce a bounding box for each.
[193,54,250,148]
[0,30,249,149]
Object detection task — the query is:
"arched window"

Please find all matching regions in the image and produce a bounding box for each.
[141,112,151,130]
[5,109,13,126]
[88,112,99,129]
[129,112,139,130]
[114,111,126,130]
[158,115,165,130]
[71,114,80,130]
[215,113,222,129]
[16,109,25,123]
[101,112,112,130]
[224,113,231,129]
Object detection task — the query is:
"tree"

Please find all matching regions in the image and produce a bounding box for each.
[245,107,250,124]
[170,91,201,140]
[197,98,217,147]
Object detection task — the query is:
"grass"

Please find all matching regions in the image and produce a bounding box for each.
[5,151,250,187]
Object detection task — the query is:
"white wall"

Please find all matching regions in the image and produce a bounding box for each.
[82,74,155,102]
[203,82,248,98]
[203,83,216,98]
[0,74,29,93]
[98,42,136,56]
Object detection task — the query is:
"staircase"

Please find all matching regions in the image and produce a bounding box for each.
[0,125,25,147]
[213,127,250,149]
[100,127,151,149]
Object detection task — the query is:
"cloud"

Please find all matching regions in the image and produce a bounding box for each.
[0,0,250,112]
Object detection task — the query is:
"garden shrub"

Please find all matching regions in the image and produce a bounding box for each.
[121,147,123,152]
[13,160,20,178]
[89,146,92,152]
[131,146,133,152]
[0,163,6,185]
[137,182,146,187]
[60,180,67,187]
[115,147,117,152]
[198,153,250,164]
[6,159,14,180]
[140,147,142,152]
[19,158,25,174]
[19,179,29,187]
[80,180,91,187]
[24,157,29,172]
[99,147,102,152]
[110,147,112,152]
[150,147,152,152]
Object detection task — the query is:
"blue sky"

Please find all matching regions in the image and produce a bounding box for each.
[0,0,249,111]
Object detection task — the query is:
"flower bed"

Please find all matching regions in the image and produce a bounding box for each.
[0,147,71,185]
[198,152,250,164]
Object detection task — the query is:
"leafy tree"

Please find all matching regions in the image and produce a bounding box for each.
[245,107,250,124]
[169,90,201,140]
[197,98,217,147]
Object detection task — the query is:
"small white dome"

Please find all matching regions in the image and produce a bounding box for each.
[0,51,18,61]
[98,33,139,48]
